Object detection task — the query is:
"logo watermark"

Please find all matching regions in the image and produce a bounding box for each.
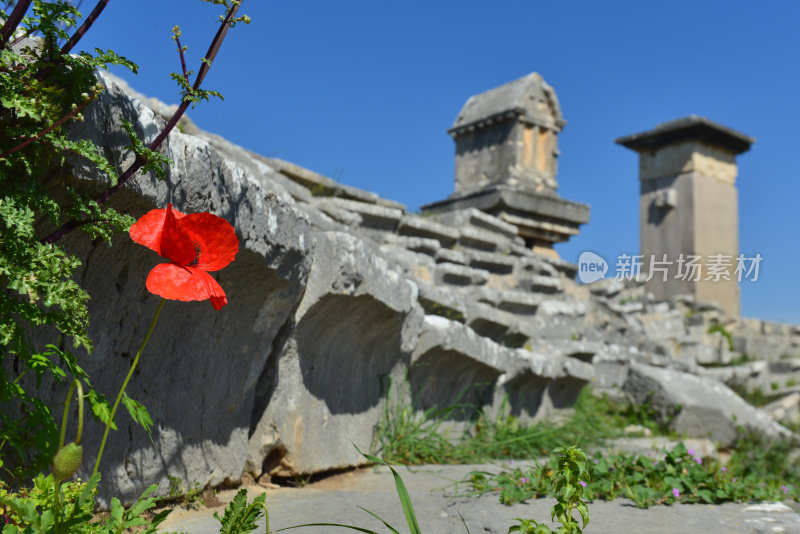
[577,252,763,284]
[577,251,608,283]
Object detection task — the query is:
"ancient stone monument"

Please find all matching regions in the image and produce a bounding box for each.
[421,73,590,256]
[616,116,754,316]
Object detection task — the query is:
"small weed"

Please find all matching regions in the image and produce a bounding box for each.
[467,435,800,509]
[508,446,590,534]
[787,378,798,388]
[707,324,734,351]
[377,383,672,466]
[730,384,770,407]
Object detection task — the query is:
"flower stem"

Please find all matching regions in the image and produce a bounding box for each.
[93,298,166,477]
[59,379,84,448]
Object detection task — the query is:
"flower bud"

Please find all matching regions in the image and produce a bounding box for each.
[53,442,83,481]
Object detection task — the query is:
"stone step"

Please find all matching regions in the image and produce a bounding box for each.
[410,316,593,423]
[397,215,459,248]
[416,281,467,323]
[464,249,517,275]
[379,244,436,283]
[433,207,520,241]
[267,157,406,210]
[468,287,544,315]
[465,301,528,348]
[515,256,559,277]
[319,197,403,232]
[434,248,468,265]
[457,226,504,253]
[381,233,441,257]
[518,274,562,293]
[434,262,489,287]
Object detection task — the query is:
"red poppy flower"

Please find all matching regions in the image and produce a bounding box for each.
[129,204,239,310]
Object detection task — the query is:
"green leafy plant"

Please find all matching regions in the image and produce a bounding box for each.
[508,447,589,534]
[376,384,671,466]
[707,324,734,351]
[468,438,800,510]
[0,0,247,484]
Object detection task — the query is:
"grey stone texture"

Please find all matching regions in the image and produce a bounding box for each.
[29,70,798,508]
[623,363,792,447]
[617,115,755,317]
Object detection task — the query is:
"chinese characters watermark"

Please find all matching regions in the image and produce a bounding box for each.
[577,252,763,284]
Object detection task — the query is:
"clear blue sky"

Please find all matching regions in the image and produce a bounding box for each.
[78,1,800,324]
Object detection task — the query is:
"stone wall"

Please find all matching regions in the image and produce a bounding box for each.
[33,72,798,504]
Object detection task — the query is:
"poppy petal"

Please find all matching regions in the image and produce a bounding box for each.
[129,204,186,255]
[176,212,239,271]
[145,263,228,309]
[159,204,197,266]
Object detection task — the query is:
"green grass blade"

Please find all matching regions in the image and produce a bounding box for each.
[354,444,422,534]
[357,506,401,534]
[271,523,379,533]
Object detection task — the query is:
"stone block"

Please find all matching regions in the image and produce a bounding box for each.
[381,233,441,257]
[435,248,468,265]
[324,197,403,232]
[247,232,424,478]
[588,279,625,298]
[458,226,503,252]
[417,281,467,323]
[433,207,520,240]
[464,250,517,275]
[623,363,793,447]
[434,262,490,287]
[470,287,544,316]
[266,157,406,210]
[311,197,363,226]
[60,72,314,505]
[397,215,459,247]
[518,275,562,294]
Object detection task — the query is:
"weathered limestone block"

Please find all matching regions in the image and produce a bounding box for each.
[464,250,517,275]
[378,243,437,283]
[514,256,559,278]
[435,248,468,265]
[318,197,403,232]
[763,392,800,426]
[457,226,504,252]
[734,334,800,361]
[465,301,528,348]
[417,282,467,323]
[396,215,459,247]
[409,316,514,420]
[247,232,424,478]
[623,363,793,446]
[470,287,544,315]
[295,201,350,232]
[506,348,594,421]
[408,316,592,423]
[518,275,562,294]
[435,262,490,286]
[381,234,441,257]
[61,72,312,504]
[433,207,521,241]
[588,278,624,298]
[311,197,364,227]
[196,130,314,204]
[265,157,406,210]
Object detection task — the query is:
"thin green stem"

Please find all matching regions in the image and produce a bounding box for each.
[92,298,166,476]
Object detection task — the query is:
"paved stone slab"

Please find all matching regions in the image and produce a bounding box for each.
[158,463,800,534]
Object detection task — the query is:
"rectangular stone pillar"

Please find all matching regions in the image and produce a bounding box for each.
[617,116,754,317]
